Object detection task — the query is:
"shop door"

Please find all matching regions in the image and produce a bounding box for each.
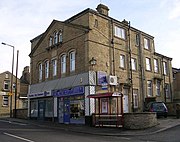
[64,99,70,124]
[58,98,64,123]
[38,100,44,120]
[123,95,129,113]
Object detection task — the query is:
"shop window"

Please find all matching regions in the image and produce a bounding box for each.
[70,96,84,120]
[30,101,38,117]
[101,98,108,113]
[45,98,53,117]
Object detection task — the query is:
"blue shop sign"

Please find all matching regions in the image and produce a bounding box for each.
[52,86,84,97]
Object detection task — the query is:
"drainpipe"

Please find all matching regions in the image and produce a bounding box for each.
[128,21,134,112]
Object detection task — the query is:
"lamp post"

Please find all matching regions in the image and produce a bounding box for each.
[2,42,15,118]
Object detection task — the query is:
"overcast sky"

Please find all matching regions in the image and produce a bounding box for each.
[0,0,179,77]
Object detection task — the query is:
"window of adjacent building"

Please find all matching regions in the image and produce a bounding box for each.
[144,38,150,50]
[54,31,58,44]
[70,51,75,72]
[131,58,137,71]
[120,54,125,68]
[146,57,151,71]
[13,83,16,90]
[163,61,168,75]
[45,60,49,79]
[114,26,126,39]
[165,83,170,99]
[154,59,159,73]
[133,89,138,108]
[59,30,63,43]
[4,81,9,90]
[38,63,42,81]
[2,96,8,106]
[52,59,57,76]
[147,80,152,97]
[49,37,53,46]
[5,73,9,78]
[94,19,98,28]
[156,80,161,96]
[61,55,66,74]
[135,34,140,46]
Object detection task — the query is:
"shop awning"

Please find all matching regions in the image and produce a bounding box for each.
[87,92,122,98]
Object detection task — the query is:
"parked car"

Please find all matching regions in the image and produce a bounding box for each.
[146,102,168,118]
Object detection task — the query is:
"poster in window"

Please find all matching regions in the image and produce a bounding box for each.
[101,98,108,113]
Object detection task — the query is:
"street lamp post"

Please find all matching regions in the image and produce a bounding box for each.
[2,42,15,118]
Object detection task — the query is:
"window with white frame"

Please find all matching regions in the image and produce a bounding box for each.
[165,83,170,99]
[144,38,150,50]
[61,55,66,74]
[49,37,53,46]
[38,63,42,81]
[52,59,57,76]
[59,30,63,43]
[156,80,161,96]
[131,58,137,71]
[154,59,159,73]
[133,89,138,108]
[146,57,151,71]
[147,80,152,97]
[3,96,8,106]
[163,61,168,75]
[5,73,9,78]
[70,51,75,72]
[54,31,58,44]
[45,60,49,79]
[114,26,126,39]
[120,54,125,68]
[4,80,9,90]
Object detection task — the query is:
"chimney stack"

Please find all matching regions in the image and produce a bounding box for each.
[96,4,109,16]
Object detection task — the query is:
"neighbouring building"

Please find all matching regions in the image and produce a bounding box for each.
[172,68,180,102]
[0,71,20,116]
[0,67,30,116]
[19,66,30,108]
[28,4,173,125]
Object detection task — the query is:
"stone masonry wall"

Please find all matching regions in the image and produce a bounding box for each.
[124,112,158,129]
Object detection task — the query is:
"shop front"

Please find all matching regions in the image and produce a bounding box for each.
[52,86,85,124]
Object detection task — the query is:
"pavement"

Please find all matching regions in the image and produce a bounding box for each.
[0,116,180,136]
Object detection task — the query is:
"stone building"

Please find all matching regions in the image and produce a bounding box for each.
[0,67,30,116]
[0,71,20,116]
[172,68,180,102]
[29,4,173,125]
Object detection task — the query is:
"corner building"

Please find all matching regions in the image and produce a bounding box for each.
[29,4,173,125]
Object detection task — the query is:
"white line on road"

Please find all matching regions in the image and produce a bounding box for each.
[0,120,27,126]
[3,132,35,142]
